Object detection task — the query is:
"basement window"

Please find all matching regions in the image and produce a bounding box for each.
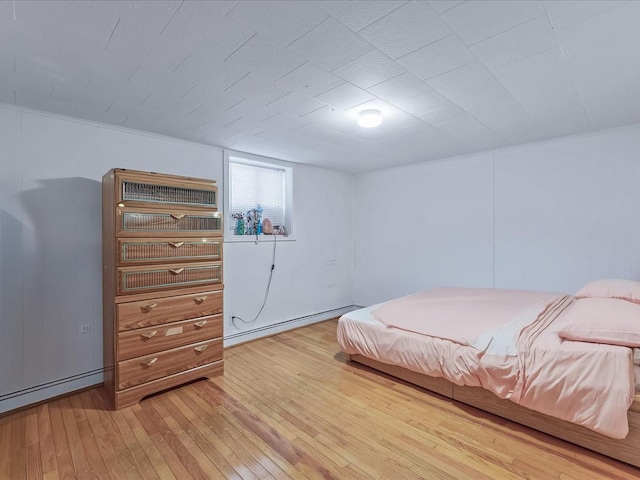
[225,151,294,242]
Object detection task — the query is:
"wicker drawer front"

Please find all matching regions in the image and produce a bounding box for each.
[116,208,222,237]
[117,338,222,390]
[118,238,222,265]
[117,314,222,361]
[117,262,222,295]
[117,290,223,331]
[120,180,217,208]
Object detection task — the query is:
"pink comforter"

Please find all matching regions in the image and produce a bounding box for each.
[361,288,635,438]
[372,288,563,346]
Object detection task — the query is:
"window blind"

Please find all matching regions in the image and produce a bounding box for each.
[229,161,285,226]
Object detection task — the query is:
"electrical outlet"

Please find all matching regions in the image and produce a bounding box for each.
[81,324,92,334]
[228,314,235,326]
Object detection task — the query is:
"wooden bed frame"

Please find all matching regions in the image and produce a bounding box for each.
[347,353,640,468]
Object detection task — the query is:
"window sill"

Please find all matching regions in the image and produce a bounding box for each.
[224,235,296,243]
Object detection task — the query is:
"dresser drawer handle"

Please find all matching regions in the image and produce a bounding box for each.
[171,214,185,220]
[169,242,184,248]
[142,357,158,366]
[194,345,208,353]
[194,320,207,328]
[193,296,207,304]
[169,268,184,275]
[140,330,158,339]
[140,303,158,313]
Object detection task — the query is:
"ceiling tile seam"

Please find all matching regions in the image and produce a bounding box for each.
[159,0,185,35]
[104,18,121,50]
[419,61,476,82]
[273,62,307,82]
[223,0,245,20]
[224,98,245,112]
[262,12,330,50]
[224,32,257,62]
[171,48,196,73]
[284,17,332,49]
[544,0,631,30]
[437,1,466,15]
[275,47,406,108]
[554,32,593,131]
[264,91,295,106]
[351,1,411,33]
[224,71,251,91]
[487,44,557,72]
[180,83,200,99]
[418,29,542,129]
[327,48,408,93]
[277,27,407,100]
[185,105,203,117]
[140,91,154,106]
[126,65,140,83]
[223,117,243,129]
[465,13,550,48]
[282,16,379,75]
[394,32,459,61]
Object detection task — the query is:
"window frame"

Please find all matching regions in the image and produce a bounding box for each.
[224,150,295,242]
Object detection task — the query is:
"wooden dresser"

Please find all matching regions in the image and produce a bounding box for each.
[102,169,224,409]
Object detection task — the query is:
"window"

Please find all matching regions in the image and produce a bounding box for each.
[225,151,293,240]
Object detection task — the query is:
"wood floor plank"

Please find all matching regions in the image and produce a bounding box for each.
[0,419,13,479]
[9,412,27,479]
[2,319,639,479]
[162,390,259,480]
[108,399,160,480]
[36,404,59,477]
[121,406,177,480]
[146,395,228,479]
[22,408,42,480]
[58,396,92,478]
[82,389,128,480]
[48,401,76,480]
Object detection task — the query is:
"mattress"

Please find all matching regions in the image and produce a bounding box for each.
[338,301,635,438]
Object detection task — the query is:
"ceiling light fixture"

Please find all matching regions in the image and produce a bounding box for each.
[357,109,383,128]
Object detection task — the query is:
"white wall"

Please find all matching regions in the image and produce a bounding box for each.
[223,165,354,345]
[354,124,640,306]
[0,103,354,412]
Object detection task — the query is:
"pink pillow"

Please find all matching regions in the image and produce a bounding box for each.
[557,298,640,347]
[574,279,640,305]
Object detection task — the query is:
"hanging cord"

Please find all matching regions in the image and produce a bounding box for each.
[231,234,277,329]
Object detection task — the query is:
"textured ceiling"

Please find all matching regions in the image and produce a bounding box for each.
[1,0,639,173]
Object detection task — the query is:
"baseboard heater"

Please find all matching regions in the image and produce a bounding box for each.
[224,305,354,342]
[0,368,104,415]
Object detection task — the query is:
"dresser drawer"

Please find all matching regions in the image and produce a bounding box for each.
[117,314,222,361]
[117,172,217,209]
[116,207,222,237]
[117,261,222,295]
[117,238,222,265]
[117,290,223,331]
[117,338,223,390]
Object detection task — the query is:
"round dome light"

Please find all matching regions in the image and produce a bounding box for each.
[357,109,383,128]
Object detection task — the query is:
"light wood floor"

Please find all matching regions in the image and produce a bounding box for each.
[1,319,639,479]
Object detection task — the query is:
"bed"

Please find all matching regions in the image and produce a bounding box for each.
[337,283,640,468]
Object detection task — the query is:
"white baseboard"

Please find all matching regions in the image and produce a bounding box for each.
[0,369,104,415]
[1,306,356,414]
[223,305,356,348]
